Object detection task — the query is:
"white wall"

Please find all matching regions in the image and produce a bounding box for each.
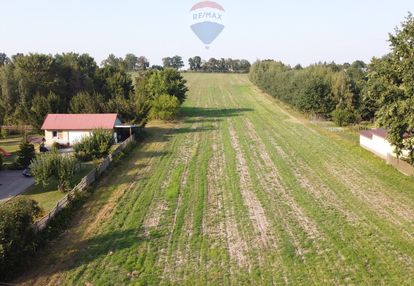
[360,135,396,159]
[68,131,92,145]
[44,130,69,146]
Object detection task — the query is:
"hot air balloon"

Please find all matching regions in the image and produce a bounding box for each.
[190,1,225,49]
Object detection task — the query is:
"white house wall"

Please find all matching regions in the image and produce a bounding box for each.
[360,135,397,159]
[68,131,92,145]
[372,135,396,158]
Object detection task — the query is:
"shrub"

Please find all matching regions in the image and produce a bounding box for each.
[73,129,114,162]
[1,128,8,139]
[332,107,358,127]
[15,141,35,169]
[30,151,78,192]
[0,198,41,280]
[51,142,60,150]
[149,94,180,121]
[0,154,3,170]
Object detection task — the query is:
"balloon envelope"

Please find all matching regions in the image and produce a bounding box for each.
[191,22,224,45]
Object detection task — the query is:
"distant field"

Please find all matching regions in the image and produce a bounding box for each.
[17,74,414,285]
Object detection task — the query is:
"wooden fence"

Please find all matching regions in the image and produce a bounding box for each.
[386,154,414,177]
[33,136,135,232]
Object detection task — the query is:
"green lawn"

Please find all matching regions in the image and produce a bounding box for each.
[0,135,22,163]
[0,134,43,164]
[16,73,414,285]
[19,162,95,213]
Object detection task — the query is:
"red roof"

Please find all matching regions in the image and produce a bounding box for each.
[360,130,373,139]
[371,128,388,139]
[360,128,388,139]
[361,128,412,140]
[41,114,119,130]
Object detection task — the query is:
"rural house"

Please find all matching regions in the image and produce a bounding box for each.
[359,128,395,159]
[41,113,134,146]
[360,128,412,160]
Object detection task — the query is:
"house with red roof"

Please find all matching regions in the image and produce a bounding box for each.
[41,114,123,146]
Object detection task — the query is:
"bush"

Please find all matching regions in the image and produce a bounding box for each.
[0,198,41,281]
[149,94,180,121]
[15,141,35,169]
[1,128,8,139]
[73,129,114,162]
[0,154,3,170]
[51,142,60,150]
[332,107,358,127]
[30,151,78,192]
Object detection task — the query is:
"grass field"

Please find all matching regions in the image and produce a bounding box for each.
[16,74,414,285]
[0,135,22,163]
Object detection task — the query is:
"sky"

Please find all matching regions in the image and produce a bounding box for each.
[1,0,413,67]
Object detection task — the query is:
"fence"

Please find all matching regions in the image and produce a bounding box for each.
[33,135,136,232]
[386,154,414,177]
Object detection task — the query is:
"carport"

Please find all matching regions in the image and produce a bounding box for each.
[114,124,140,142]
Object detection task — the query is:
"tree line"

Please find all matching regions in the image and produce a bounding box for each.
[0,53,188,129]
[249,14,414,164]
[249,60,369,125]
[188,56,251,73]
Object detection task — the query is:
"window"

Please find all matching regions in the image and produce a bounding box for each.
[52,131,63,139]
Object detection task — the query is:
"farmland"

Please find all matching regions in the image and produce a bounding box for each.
[17,73,414,285]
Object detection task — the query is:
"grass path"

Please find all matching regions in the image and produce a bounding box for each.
[16,73,414,285]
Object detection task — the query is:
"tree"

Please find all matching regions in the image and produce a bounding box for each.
[73,129,114,161]
[137,56,150,70]
[31,151,78,191]
[0,52,140,126]
[188,56,202,71]
[96,65,134,99]
[69,92,105,114]
[162,57,173,68]
[146,69,188,103]
[101,54,122,68]
[171,56,184,70]
[123,53,138,71]
[0,63,19,123]
[0,198,41,281]
[0,53,9,66]
[294,64,303,70]
[30,92,59,129]
[149,94,180,121]
[151,65,163,71]
[365,13,414,163]
[16,141,35,169]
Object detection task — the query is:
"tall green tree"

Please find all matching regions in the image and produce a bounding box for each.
[147,68,188,103]
[69,92,105,114]
[162,57,173,68]
[171,56,184,70]
[188,56,202,71]
[16,141,35,169]
[365,13,414,163]
[137,56,150,70]
[101,54,122,68]
[123,53,139,71]
[0,53,9,66]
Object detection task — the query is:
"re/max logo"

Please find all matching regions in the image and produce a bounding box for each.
[193,12,222,21]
